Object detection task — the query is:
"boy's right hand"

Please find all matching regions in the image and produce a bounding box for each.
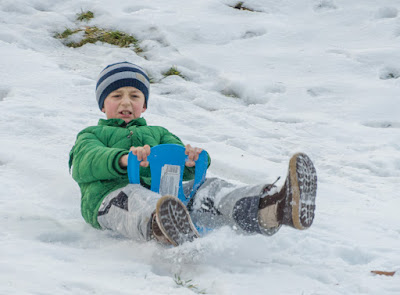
[119,145,151,168]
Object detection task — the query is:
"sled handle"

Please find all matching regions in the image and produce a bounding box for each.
[127,144,208,205]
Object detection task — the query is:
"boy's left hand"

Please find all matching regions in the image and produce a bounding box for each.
[185,144,203,167]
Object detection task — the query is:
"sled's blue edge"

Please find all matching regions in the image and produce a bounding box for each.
[127,152,141,184]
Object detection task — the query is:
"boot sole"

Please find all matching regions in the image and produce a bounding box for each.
[155,195,200,246]
[288,153,317,230]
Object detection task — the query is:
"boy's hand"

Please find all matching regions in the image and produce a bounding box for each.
[131,145,151,167]
[185,144,203,167]
[119,145,151,168]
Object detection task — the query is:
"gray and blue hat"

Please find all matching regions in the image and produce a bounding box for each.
[96,62,150,110]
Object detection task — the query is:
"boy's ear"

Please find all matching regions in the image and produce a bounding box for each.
[101,107,105,113]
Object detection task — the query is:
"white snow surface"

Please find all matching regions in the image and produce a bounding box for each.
[1,0,400,294]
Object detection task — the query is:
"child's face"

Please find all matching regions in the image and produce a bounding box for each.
[102,86,147,123]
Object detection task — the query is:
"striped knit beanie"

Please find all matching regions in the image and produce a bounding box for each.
[96,62,150,110]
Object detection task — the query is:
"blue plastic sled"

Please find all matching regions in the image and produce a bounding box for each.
[127,144,208,206]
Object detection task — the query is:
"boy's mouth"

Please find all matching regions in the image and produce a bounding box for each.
[119,111,132,116]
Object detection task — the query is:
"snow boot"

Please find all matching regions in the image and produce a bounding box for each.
[154,195,200,246]
[258,153,317,230]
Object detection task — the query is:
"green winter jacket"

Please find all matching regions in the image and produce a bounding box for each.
[69,117,210,229]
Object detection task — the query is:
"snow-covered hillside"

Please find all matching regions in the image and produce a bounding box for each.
[0,0,399,294]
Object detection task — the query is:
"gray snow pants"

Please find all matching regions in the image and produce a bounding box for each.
[97,178,268,241]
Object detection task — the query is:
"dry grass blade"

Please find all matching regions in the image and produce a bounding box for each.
[371,270,396,276]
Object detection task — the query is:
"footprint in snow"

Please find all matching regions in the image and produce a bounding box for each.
[241,29,267,39]
[362,121,400,129]
[313,0,337,12]
[379,66,400,80]
[265,83,286,94]
[375,7,398,19]
[307,87,332,97]
[0,87,10,101]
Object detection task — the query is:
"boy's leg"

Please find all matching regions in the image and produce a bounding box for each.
[97,184,199,245]
[188,178,267,233]
[97,184,160,241]
[188,153,317,236]
[186,178,232,230]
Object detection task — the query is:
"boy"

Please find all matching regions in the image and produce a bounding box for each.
[69,62,317,246]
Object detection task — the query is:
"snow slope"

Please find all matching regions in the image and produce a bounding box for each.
[0,0,399,294]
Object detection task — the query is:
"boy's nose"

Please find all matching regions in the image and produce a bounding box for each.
[121,95,130,104]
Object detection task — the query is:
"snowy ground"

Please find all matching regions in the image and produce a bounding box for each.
[1,0,400,294]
